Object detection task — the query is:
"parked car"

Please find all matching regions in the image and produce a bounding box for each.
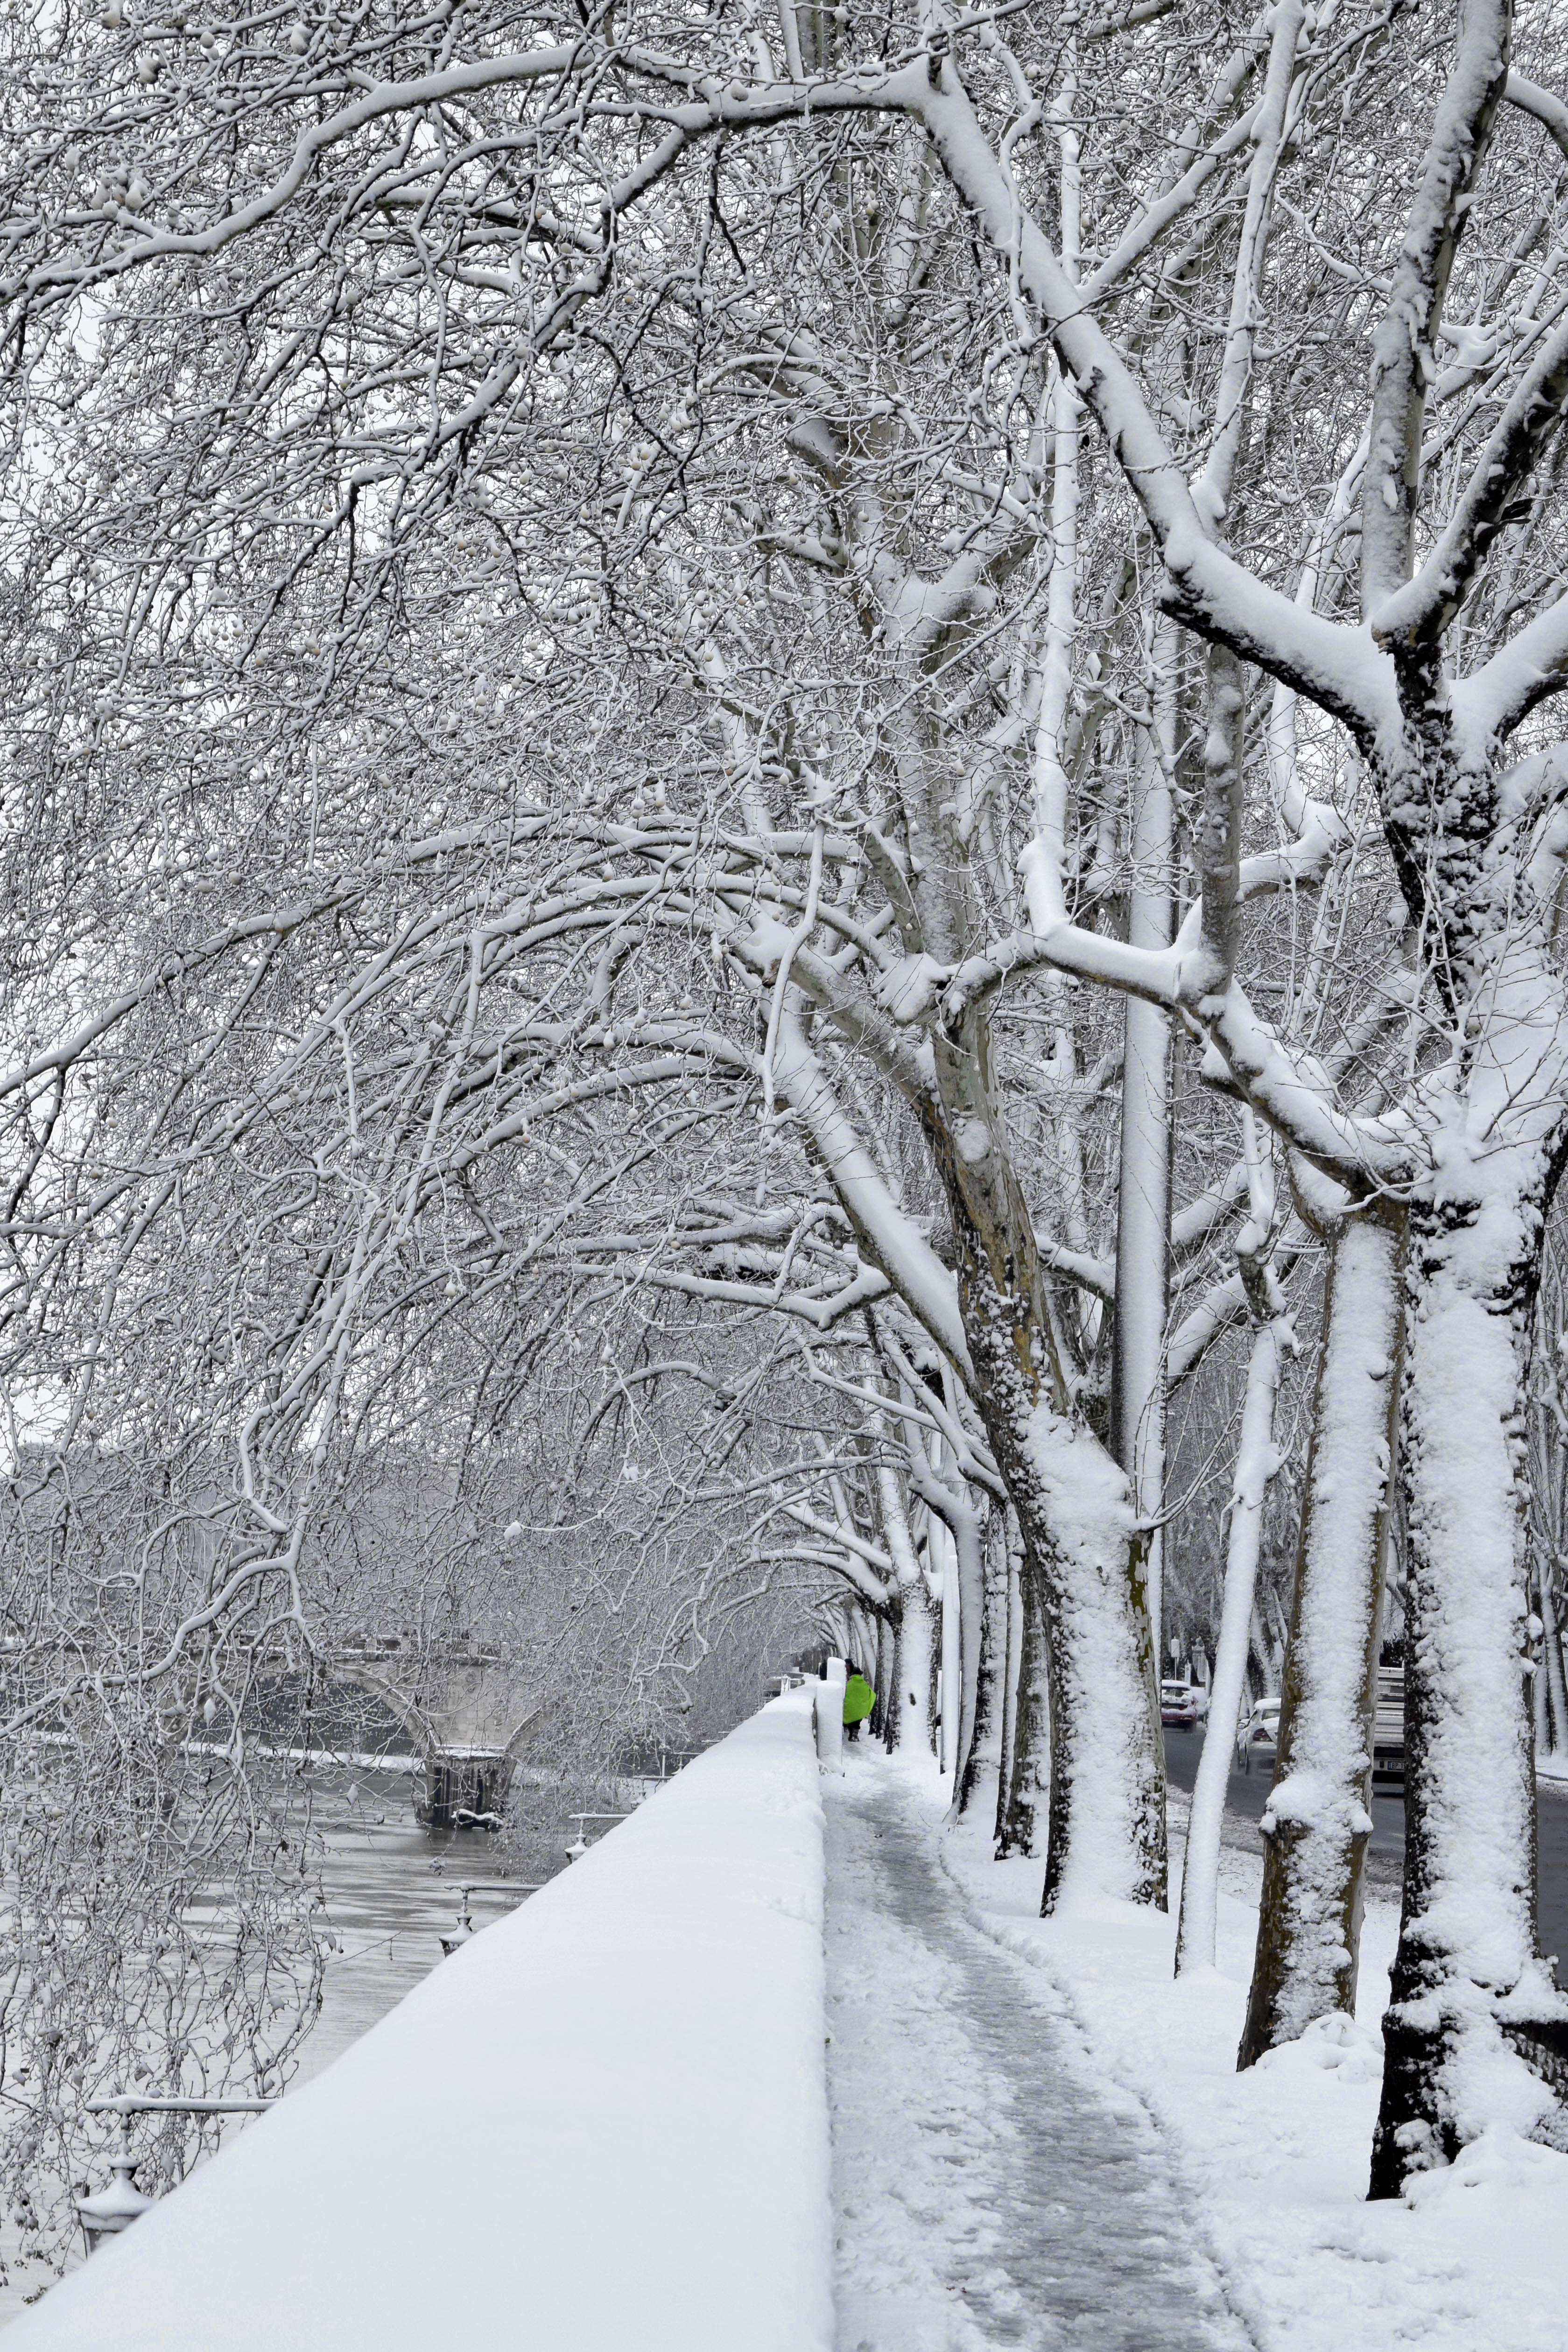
[1160,1681,1202,1727]
[1236,1699,1280,1772]
[1373,1664,1405,1788]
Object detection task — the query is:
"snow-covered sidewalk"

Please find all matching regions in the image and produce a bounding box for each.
[825,1757,1247,2350]
[829,1752,1568,2352]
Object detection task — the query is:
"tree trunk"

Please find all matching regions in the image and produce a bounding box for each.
[934,1517,960,1774]
[1111,748,1173,1663]
[995,1519,1024,1829]
[847,1604,875,1681]
[1543,1561,1568,1759]
[1369,1197,1567,2195]
[1238,1211,1403,2059]
[998,1567,1049,1858]
[967,1315,1165,1909]
[957,1508,1007,1823]
[949,1494,986,1797]
[1247,1606,1275,1702]
[1176,1309,1289,1975]
[889,1584,935,1756]
[928,1028,1166,1911]
[873,1611,895,1742]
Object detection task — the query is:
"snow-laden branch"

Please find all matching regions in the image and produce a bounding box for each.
[1459,585,1568,742]
[1504,69,1568,161]
[9,45,588,304]
[1188,0,1305,536]
[913,69,1399,743]
[1377,313,1568,655]
[1359,0,1512,616]
[940,864,1402,1183]
[1175,1303,1291,1971]
[771,1005,973,1375]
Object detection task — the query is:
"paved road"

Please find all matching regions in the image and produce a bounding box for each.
[824,1763,1248,2352]
[1162,1727,1568,1984]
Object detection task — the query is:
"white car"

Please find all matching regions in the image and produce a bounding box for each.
[1236,1700,1281,1771]
[1160,1681,1202,1727]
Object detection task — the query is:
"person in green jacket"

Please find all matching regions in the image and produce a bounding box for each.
[843,1663,877,1740]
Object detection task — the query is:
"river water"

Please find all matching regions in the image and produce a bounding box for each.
[288,1762,545,2089]
[0,1762,555,2328]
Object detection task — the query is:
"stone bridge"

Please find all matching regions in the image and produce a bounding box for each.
[325,1635,548,1828]
[11,1628,548,1831]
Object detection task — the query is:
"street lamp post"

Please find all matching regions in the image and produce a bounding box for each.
[438,1880,540,1958]
[563,1812,629,1861]
[76,2094,276,2257]
[74,2117,152,2257]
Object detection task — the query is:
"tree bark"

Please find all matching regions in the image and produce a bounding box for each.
[934,1514,960,1774]
[956,1507,1007,1823]
[946,1488,986,1796]
[1238,1211,1403,2059]
[889,1583,935,1756]
[995,1518,1024,1830]
[998,1567,1049,1859]
[929,1048,1166,1907]
[1111,744,1173,1662]
[873,1610,895,1743]
[885,1600,903,1754]
[1541,1557,1568,1759]
[1176,1308,1289,1975]
[1369,1192,1567,2194]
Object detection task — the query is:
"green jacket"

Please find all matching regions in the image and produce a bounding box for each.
[843,1671,876,1725]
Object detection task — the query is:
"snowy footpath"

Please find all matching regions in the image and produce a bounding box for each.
[827,1757,1247,2351]
[827,1752,1568,2352]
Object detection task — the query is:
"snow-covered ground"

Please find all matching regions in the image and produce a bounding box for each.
[5,1692,834,2352]
[826,1758,1246,2349]
[828,1752,1568,2352]
[14,1713,1565,2351]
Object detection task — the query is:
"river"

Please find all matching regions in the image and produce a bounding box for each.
[288,1762,545,2090]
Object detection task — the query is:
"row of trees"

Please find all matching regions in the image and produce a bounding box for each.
[2,0,1568,2232]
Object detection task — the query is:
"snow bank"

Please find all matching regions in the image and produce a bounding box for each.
[10,1691,833,2352]
[940,1781,1568,2352]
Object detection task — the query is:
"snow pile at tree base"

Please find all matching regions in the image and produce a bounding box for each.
[940,1783,1568,2352]
[7,1690,833,2352]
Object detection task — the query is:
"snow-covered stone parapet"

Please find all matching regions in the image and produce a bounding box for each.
[9,1691,833,2352]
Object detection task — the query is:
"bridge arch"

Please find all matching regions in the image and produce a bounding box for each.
[325,1637,549,1827]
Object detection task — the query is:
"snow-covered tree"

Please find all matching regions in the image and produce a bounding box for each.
[9,0,1568,2193]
